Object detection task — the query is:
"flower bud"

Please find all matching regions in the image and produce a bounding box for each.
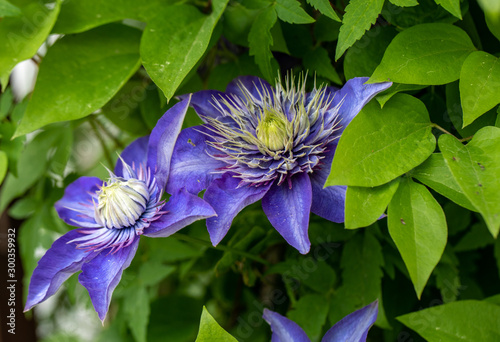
[256,109,288,151]
[96,178,150,229]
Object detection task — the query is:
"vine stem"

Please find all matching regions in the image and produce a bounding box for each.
[88,117,114,168]
[174,233,271,266]
[431,123,454,136]
[431,123,474,143]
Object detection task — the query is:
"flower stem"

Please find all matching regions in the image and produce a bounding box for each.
[88,117,114,169]
[431,123,474,143]
[459,135,474,142]
[174,233,271,266]
[431,123,454,137]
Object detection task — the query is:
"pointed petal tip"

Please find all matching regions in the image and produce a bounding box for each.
[322,299,379,342]
[263,308,311,342]
[262,174,312,256]
[208,225,224,247]
[177,93,192,101]
[297,243,311,255]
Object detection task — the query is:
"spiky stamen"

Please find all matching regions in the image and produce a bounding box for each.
[202,75,342,188]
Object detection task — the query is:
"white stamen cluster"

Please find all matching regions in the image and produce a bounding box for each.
[95,178,150,229]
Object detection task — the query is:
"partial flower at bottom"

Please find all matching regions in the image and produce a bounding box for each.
[263,300,378,342]
[24,96,216,321]
[167,75,391,254]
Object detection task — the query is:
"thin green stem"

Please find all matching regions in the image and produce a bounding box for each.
[284,277,298,307]
[174,233,271,266]
[431,123,474,143]
[88,117,114,168]
[431,123,454,137]
[459,135,474,142]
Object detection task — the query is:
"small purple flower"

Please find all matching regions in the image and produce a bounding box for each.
[24,97,216,321]
[167,76,391,254]
[263,300,378,342]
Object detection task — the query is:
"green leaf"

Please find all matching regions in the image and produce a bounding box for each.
[102,80,150,135]
[196,307,237,342]
[388,177,447,298]
[326,94,435,187]
[398,300,500,341]
[383,0,460,29]
[124,286,150,342]
[446,81,498,138]
[485,294,500,306]
[248,6,278,82]
[0,0,61,89]
[52,0,172,34]
[8,196,38,219]
[434,248,461,303]
[48,126,72,177]
[0,128,61,211]
[389,0,418,6]
[0,121,24,177]
[148,295,202,342]
[140,85,166,130]
[266,258,336,294]
[335,0,384,61]
[411,153,476,211]
[0,150,7,185]
[306,0,340,21]
[329,230,389,328]
[288,294,330,342]
[344,26,398,81]
[148,237,205,263]
[375,84,426,108]
[454,221,494,252]
[207,54,262,91]
[495,238,500,278]
[460,51,500,127]
[302,260,336,294]
[303,47,341,85]
[138,261,176,287]
[345,178,400,229]
[0,87,13,120]
[141,0,228,101]
[439,127,500,237]
[478,0,500,41]
[15,24,141,137]
[444,201,471,236]
[369,23,476,85]
[314,16,341,42]
[0,0,21,17]
[434,0,462,19]
[275,0,314,24]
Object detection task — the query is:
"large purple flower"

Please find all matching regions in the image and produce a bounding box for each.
[24,97,216,321]
[167,76,391,254]
[263,300,378,342]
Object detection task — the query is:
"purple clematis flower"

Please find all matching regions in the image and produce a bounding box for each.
[24,97,216,321]
[263,300,378,342]
[167,75,391,254]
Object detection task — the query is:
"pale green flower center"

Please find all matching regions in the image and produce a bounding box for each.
[96,178,150,229]
[256,108,289,151]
